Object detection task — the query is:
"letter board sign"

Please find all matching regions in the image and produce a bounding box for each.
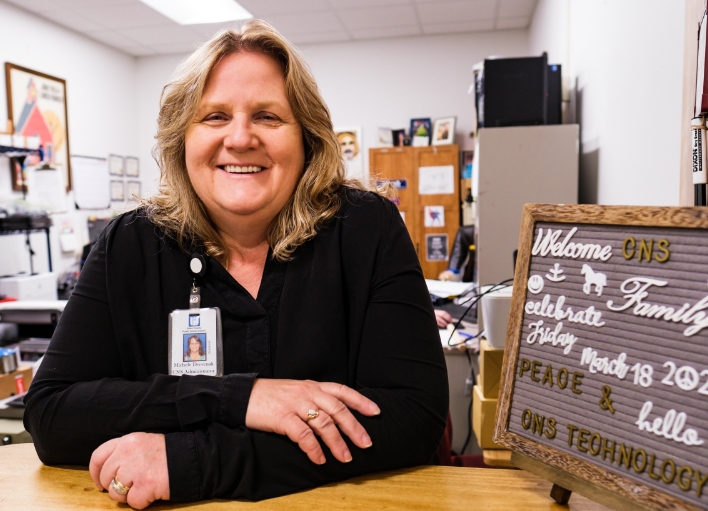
[495,204,708,511]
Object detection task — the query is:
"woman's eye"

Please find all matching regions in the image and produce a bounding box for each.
[256,112,280,123]
[204,113,227,122]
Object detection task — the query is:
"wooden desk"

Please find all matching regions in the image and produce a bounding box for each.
[1,444,611,510]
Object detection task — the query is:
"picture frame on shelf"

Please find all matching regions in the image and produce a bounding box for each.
[432,117,456,145]
[5,63,72,190]
[409,118,431,147]
[377,127,393,147]
[392,129,407,147]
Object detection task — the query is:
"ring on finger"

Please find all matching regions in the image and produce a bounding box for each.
[110,476,131,495]
[306,408,319,421]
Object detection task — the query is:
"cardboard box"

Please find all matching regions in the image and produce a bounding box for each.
[0,366,32,400]
[479,338,504,398]
[472,384,503,449]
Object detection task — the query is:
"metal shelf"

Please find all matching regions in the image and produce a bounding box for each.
[0,145,40,157]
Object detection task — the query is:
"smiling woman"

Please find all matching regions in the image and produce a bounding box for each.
[23,20,448,510]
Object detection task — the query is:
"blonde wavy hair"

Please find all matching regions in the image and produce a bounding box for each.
[144,20,390,262]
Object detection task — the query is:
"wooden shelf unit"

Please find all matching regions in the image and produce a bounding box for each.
[369,145,460,279]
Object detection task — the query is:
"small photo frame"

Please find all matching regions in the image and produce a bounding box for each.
[432,117,456,145]
[125,156,139,177]
[409,118,431,147]
[108,154,124,176]
[127,180,141,202]
[110,180,124,201]
[377,127,393,147]
[426,233,449,261]
[392,129,407,147]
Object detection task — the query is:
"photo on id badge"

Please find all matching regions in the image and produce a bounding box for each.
[183,332,207,362]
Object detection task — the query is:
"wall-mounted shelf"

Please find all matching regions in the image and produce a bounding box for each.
[0,145,39,157]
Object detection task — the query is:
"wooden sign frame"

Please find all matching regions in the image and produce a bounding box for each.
[494,204,708,511]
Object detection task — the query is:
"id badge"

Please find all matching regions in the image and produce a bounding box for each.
[168,307,224,376]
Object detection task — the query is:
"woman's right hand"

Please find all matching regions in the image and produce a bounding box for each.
[245,379,380,465]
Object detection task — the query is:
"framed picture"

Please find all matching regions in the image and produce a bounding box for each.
[9,157,26,192]
[5,63,72,191]
[392,129,407,147]
[432,117,456,145]
[377,127,393,147]
[108,154,124,176]
[125,156,139,177]
[334,126,364,180]
[126,181,141,202]
[409,118,431,147]
[110,180,125,201]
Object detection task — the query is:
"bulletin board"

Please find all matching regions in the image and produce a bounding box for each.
[495,204,708,511]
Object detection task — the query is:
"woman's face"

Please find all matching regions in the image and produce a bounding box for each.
[189,337,201,354]
[185,52,305,227]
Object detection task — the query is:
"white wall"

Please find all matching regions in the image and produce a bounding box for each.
[0,0,141,278]
[135,30,531,186]
[530,0,685,206]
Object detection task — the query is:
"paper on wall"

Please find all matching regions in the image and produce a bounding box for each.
[26,165,66,212]
[419,165,454,195]
[72,156,110,209]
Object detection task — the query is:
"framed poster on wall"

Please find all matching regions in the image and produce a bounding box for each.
[5,63,71,191]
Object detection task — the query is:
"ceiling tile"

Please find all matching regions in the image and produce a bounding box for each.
[52,0,133,7]
[416,0,496,24]
[76,2,174,29]
[495,16,528,29]
[262,11,345,35]
[119,45,158,56]
[117,25,203,46]
[288,30,352,45]
[84,28,141,47]
[328,0,410,8]
[5,0,61,12]
[238,0,331,16]
[349,25,421,39]
[498,0,536,18]
[188,21,247,39]
[339,5,418,30]
[422,19,494,34]
[37,8,106,32]
[149,42,202,54]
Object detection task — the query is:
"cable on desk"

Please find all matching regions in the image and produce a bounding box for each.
[445,278,514,348]
[448,277,513,455]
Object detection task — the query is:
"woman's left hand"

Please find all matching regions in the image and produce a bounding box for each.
[89,432,170,510]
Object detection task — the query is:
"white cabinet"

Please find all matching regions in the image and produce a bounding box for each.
[474,125,579,286]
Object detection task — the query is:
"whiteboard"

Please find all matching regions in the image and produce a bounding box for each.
[72,156,110,209]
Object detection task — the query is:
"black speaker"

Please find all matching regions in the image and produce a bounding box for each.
[477,55,550,128]
[546,64,562,125]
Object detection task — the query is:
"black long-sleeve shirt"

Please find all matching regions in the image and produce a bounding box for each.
[24,188,449,502]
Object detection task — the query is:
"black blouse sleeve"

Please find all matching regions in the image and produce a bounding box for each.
[164,196,449,501]
[23,221,256,466]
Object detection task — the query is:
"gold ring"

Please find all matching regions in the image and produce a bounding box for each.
[110,476,131,495]
[306,409,319,421]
